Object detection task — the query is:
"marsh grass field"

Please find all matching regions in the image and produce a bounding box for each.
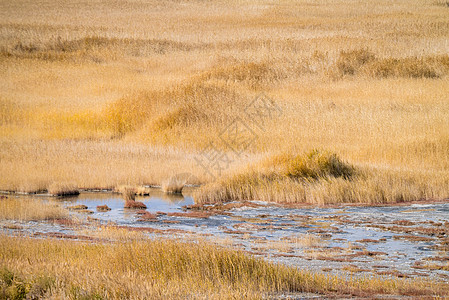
[2,234,448,299]
[1,0,449,203]
[1,0,449,298]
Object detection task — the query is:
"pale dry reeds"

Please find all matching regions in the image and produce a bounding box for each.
[47,182,79,197]
[1,0,448,205]
[1,235,448,299]
[161,177,186,194]
[0,197,68,221]
[195,150,449,205]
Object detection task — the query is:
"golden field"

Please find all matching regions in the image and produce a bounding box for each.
[1,0,448,204]
[2,1,449,298]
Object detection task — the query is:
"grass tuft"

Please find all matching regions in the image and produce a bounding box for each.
[273,150,355,180]
[120,186,147,209]
[364,57,440,79]
[47,182,80,197]
[121,188,136,202]
[200,61,284,89]
[162,177,186,194]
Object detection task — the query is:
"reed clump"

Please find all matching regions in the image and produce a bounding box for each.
[200,61,285,89]
[275,150,355,180]
[195,150,355,204]
[47,182,79,197]
[363,57,439,79]
[121,186,147,209]
[162,177,186,194]
[96,205,111,212]
[115,185,150,196]
[335,49,376,76]
[122,188,135,202]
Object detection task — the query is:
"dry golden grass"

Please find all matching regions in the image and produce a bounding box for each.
[0,140,215,192]
[121,187,136,202]
[0,0,448,204]
[114,185,150,196]
[47,182,79,196]
[1,235,448,299]
[0,197,67,221]
[195,150,449,204]
[162,177,186,194]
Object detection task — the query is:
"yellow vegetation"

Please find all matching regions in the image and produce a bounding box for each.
[47,182,79,196]
[195,151,449,205]
[0,197,67,221]
[1,235,448,299]
[162,177,186,194]
[114,185,151,196]
[0,0,448,204]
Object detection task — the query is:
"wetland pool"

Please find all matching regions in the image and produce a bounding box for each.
[2,189,448,281]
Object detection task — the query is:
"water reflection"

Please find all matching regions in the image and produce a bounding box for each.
[59,188,194,218]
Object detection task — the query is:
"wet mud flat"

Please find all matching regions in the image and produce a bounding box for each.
[2,190,449,282]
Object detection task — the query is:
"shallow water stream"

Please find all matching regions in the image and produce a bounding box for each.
[2,190,448,281]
